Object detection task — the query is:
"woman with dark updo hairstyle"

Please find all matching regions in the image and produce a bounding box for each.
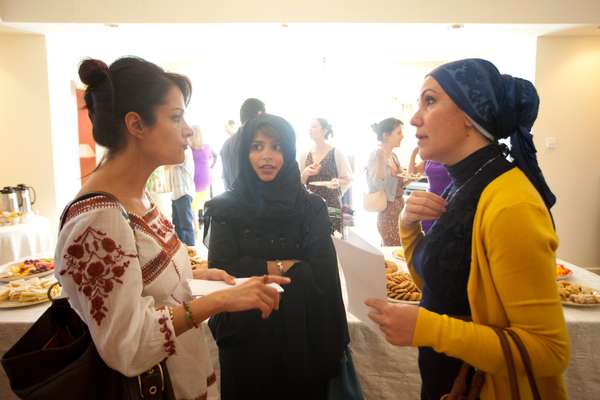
[365,117,406,245]
[299,118,353,234]
[54,57,289,399]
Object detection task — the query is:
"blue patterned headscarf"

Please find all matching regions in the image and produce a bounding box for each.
[429,58,556,210]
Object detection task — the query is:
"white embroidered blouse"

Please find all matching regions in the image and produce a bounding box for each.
[54,194,217,400]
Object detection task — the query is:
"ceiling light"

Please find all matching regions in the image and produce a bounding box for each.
[105,23,119,28]
[448,24,464,30]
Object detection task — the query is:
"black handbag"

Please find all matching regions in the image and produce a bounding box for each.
[1,192,176,400]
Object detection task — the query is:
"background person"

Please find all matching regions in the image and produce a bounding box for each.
[407,147,451,233]
[365,117,406,246]
[299,118,353,234]
[220,98,265,191]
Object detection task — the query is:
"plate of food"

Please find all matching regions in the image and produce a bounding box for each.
[397,172,424,181]
[384,259,398,275]
[387,271,421,304]
[186,246,198,258]
[392,247,405,261]
[308,180,338,189]
[0,257,55,282]
[387,297,420,305]
[0,276,61,308]
[556,263,572,281]
[186,246,208,271]
[557,281,600,307]
[190,258,208,271]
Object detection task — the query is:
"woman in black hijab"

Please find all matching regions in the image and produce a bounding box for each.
[204,114,350,400]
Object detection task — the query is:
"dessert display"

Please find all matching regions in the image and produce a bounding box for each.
[190,258,208,271]
[397,171,423,181]
[392,247,405,261]
[558,281,600,306]
[0,258,55,281]
[187,246,208,271]
[387,272,421,303]
[384,259,398,275]
[556,263,572,280]
[0,211,23,226]
[187,247,198,258]
[0,276,60,307]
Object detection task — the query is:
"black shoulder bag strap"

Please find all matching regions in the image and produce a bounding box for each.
[58,191,174,400]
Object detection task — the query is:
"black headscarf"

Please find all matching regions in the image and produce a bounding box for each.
[205,114,306,224]
[429,58,556,210]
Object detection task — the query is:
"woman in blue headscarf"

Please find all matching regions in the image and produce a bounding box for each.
[366,59,569,399]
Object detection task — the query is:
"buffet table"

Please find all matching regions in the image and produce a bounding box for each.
[1,258,599,400]
[0,216,52,265]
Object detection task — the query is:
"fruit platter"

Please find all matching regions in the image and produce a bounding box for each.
[0,258,55,282]
[556,263,572,281]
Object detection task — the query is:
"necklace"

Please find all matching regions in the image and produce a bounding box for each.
[445,155,501,205]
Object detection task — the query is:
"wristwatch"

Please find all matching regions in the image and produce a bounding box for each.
[276,260,284,274]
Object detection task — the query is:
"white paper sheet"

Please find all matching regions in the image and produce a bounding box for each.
[333,229,386,332]
[187,277,284,297]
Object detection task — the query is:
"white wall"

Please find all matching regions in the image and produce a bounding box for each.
[535,35,600,270]
[45,34,83,215]
[0,33,58,239]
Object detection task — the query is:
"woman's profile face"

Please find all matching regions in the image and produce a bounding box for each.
[141,85,193,165]
[309,120,325,141]
[384,124,404,148]
[248,130,284,182]
[410,76,470,165]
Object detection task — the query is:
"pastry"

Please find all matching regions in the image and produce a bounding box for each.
[387,272,421,302]
[384,259,398,275]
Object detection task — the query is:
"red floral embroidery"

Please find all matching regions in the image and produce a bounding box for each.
[158,312,176,356]
[61,226,136,326]
[63,196,122,226]
[151,215,173,239]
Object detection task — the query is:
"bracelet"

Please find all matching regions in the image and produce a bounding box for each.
[182,301,198,329]
[167,307,174,322]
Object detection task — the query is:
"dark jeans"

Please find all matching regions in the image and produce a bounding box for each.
[172,194,195,246]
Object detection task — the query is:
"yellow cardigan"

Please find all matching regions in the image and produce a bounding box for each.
[401,168,570,400]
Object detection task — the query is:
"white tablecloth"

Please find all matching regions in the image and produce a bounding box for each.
[0,216,53,265]
[1,258,599,399]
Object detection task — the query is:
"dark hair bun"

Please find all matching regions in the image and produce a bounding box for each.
[372,118,402,141]
[316,118,333,139]
[371,123,379,134]
[79,59,110,87]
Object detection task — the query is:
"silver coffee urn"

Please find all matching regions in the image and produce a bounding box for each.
[15,184,36,214]
[1,187,20,213]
